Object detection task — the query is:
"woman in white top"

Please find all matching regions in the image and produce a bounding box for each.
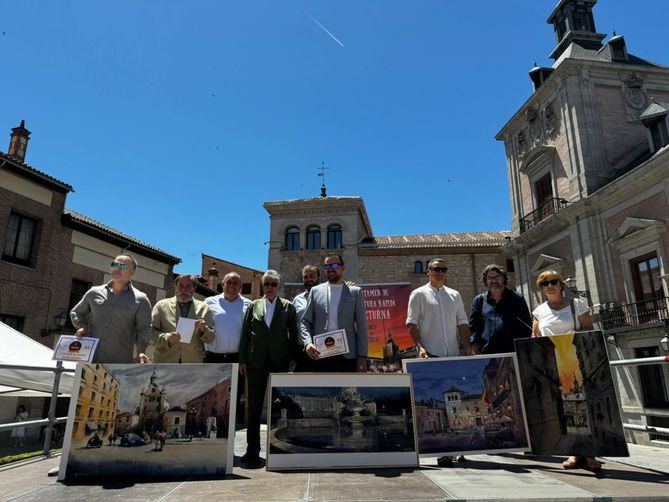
[531,270,600,473]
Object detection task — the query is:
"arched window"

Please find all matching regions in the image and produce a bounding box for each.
[327,224,343,249]
[306,226,321,250]
[414,261,424,274]
[285,226,300,251]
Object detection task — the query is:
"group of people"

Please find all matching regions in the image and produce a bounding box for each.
[69,252,599,471]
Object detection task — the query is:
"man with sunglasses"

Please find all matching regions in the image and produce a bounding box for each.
[300,253,368,372]
[469,264,531,354]
[70,254,152,364]
[406,258,471,467]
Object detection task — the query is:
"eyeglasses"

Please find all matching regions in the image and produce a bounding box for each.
[429,267,448,273]
[539,279,560,287]
[110,261,129,271]
[263,282,278,288]
[324,263,342,270]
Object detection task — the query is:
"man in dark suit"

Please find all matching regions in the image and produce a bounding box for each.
[300,253,368,372]
[239,270,299,468]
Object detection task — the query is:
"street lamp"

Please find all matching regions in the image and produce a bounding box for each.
[660,321,669,352]
[565,277,590,299]
[40,311,70,337]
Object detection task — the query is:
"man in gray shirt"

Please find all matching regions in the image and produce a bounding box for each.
[70,254,152,364]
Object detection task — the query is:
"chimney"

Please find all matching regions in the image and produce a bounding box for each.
[8,120,31,162]
[207,263,219,290]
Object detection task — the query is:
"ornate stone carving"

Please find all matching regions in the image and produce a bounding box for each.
[623,72,648,122]
[517,131,527,160]
[526,107,542,143]
[543,103,557,137]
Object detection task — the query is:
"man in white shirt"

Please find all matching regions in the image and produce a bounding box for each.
[204,271,251,427]
[203,272,252,363]
[406,259,471,358]
[406,258,471,468]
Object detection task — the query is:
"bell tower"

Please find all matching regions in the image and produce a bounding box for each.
[547,0,606,60]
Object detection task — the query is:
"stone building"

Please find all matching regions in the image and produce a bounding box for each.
[0,122,180,346]
[443,386,486,430]
[264,195,511,305]
[496,0,669,444]
[163,406,187,438]
[73,363,119,443]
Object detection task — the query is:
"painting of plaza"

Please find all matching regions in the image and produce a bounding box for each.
[59,363,238,480]
[267,373,418,470]
[403,355,530,456]
[515,332,628,457]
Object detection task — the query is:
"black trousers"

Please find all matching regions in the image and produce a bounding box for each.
[246,363,287,457]
[312,355,358,372]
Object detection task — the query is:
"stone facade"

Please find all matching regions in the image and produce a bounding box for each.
[264,196,511,307]
[497,0,669,446]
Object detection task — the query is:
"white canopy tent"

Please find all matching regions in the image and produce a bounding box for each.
[0,321,76,397]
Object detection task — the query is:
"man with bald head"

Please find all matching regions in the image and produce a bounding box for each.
[71,254,152,363]
[203,271,252,363]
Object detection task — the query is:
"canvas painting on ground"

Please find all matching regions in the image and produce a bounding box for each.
[515,331,628,457]
[267,373,418,470]
[403,355,531,457]
[58,363,237,480]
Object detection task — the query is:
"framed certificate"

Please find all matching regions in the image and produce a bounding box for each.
[53,335,99,363]
[313,329,349,358]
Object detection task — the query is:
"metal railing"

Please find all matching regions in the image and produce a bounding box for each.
[600,297,669,330]
[0,361,75,458]
[609,355,669,442]
[519,197,569,233]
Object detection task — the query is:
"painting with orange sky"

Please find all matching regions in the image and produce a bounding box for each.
[515,331,628,457]
[362,283,417,372]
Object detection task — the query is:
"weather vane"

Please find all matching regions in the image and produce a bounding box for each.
[317,161,330,197]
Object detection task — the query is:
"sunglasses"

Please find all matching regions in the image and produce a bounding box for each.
[430,267,448,273]
[324,263,342,270]
[540,279,560,287]
[110,261,129,271]
[263,282,279,288]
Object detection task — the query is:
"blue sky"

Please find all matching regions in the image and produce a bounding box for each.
[2,1,667,273]
[407,357,495,402]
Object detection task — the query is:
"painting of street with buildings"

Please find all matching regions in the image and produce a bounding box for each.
[515,332,628,457]
[267,373,418,470]
[58,363,237,480]
[403,355,530,456]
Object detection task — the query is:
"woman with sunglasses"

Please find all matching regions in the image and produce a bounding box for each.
[531,270,600,472]
[238,270,299,469]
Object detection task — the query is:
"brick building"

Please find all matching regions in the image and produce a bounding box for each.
[200,253,263,300]
[0,122,180,347]
[496,0,669,444]
[264,195,511,305]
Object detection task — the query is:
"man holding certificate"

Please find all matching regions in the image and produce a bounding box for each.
[150,274,215,363]
[300,253,368,372]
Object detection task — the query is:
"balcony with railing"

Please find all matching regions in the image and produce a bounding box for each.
[519,197,569,233]
[599,297,669,331]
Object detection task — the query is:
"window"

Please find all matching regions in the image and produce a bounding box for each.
[2,212,38,266]
[69,279,91,312]
[649,118,669,152]
[631,253,663,301]
[174,417,180,425]
[306,226,321,250]
[241,282,252,294]
[534,172,553,215]
[285,226,300,251]
[0,314,25,332]
[327,224,342,249]
[635,347,669,409]
[414,261,424,274]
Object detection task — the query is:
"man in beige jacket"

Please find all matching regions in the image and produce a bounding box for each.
[151,274,215,363]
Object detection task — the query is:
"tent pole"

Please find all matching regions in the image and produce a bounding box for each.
[43,361,63,457]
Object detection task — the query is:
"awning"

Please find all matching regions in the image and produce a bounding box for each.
[86,421,98,430]
[0,321,76,396]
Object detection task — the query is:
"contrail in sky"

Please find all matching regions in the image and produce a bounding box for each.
[304,10,345,47]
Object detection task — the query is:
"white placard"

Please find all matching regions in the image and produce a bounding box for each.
[176,317,197,343]
[53,335,99,363]
[313,329,349,358]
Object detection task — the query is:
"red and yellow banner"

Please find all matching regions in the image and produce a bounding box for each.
[361,283,415,361]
